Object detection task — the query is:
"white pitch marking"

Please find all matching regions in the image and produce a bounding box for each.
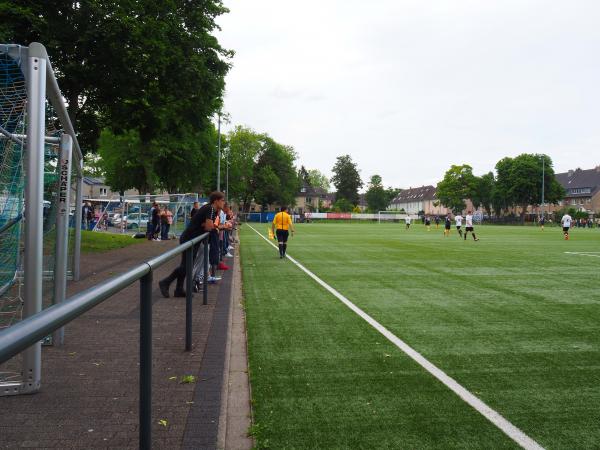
[248,224,545,450]
[565,252,600,258]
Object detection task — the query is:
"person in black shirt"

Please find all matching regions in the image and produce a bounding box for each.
[158,192,224,297]
[444,214,452,237]
[150,202,160,240]
[190,201,200,218]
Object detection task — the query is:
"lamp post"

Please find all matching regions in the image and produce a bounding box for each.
[226,150,229,203]
[216,113,221,192]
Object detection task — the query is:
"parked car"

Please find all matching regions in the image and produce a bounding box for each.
[108,212,122,226]
[123,213,149,229]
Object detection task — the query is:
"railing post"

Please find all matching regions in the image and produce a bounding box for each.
[203,240,209,305]
[139,271,152,450]
[185,246,193,352]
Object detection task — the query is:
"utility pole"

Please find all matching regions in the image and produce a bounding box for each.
[226,151,229,203]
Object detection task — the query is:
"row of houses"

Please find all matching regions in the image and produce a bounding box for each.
[82,164,600,216]
[388,166,600,216]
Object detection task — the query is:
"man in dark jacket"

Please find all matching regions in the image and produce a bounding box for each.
[158,192,224,297]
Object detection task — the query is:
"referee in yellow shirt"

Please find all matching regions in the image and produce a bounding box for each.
[272,206,295,258]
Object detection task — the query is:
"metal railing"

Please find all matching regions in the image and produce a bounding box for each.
[0,232,211,450]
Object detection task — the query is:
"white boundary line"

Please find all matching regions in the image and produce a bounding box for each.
[565,252,600,258]
[247,224,544,450]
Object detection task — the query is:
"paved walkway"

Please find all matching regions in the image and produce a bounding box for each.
[0,238,252,449]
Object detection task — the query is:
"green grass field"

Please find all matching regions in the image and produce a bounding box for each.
[80,230,146,253]
[240,222,600,449]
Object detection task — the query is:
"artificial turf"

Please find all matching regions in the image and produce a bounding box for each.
[239,222,600,449]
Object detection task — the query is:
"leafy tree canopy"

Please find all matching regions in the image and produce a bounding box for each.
[306,169,330,192]
[365,175,388,212]
[331,155,363,205]
[436,164,476,213]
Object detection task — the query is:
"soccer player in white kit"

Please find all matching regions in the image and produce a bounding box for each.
[405,216,411,230]
[454,213,464,238]
[464,211,479,241]
[561,213,572,240]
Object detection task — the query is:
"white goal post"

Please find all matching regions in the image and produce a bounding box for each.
[377,211,407,223]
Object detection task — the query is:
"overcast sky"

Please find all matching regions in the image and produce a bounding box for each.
[216,1,600,190]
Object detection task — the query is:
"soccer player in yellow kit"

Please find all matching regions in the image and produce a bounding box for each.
[271,206,295,258]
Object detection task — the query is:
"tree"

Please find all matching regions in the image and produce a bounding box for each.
[471,172,495,216]
[306,169,330,191]
[331,155,363,205]
[365,175,388,212]
[436,164,476,213]
[97,129,153,194]
[494,154,564,222]
[385,187,402,206]
[82,153,105,178]
[1,1,232,191]
[225,126,263,211]
[252,136,299,209]
[297,166,310,186]
[332,198,353,213]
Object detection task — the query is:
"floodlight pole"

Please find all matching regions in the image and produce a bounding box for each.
[226,153,229,203]
[217,113,221,192]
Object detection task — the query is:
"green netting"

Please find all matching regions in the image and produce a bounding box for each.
[0,51,26,303]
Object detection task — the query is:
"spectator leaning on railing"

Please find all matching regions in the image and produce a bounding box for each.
[158,191,225,297]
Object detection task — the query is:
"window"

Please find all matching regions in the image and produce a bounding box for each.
[306,197,312,204]
[570,199,576,205]
[99,187,107,197]
[569,188,591,195]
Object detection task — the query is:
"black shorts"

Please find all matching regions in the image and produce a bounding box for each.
[445,224,451,230]
[276,229,289,242]
[563,227,570,233]
[456,226,462,230]
[466,226,474,232]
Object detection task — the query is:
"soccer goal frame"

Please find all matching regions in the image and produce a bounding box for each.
[0,43,85,395]
[377,211,406,223]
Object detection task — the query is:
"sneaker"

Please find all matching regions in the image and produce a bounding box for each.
[207,276,221,283]
[474,238,480,241]
[173,289,186,298]
[158,280,170,298]
[227,245,235,251]
[217,262,229,270]
[225,252,233,258]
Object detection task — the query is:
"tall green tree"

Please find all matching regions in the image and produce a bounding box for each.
[252,136,299,210]
[365,175,388,212]
[331,155,363,205]
[298,166,310,186]
[97,129,153,193]
[494,154,564,222]
[385,187,402,206]
[306,169,330,191]
[470,172,495,216]
[1,0,232,192]
[225,126,263,211]
[436,164,476,213]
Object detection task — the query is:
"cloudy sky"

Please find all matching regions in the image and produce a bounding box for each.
[216,1,600,189]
